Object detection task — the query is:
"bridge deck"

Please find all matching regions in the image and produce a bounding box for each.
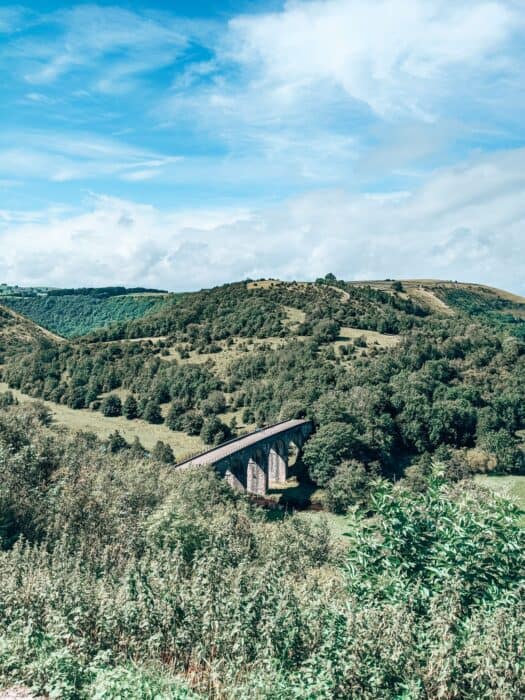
[176,419,310,468]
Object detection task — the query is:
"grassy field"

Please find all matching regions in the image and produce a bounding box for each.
[0,382,206,458]
[299,510,350,541]
[335,325,400,348]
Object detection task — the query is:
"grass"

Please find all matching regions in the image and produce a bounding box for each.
[0,382,206,457]
[298,510,350,541]
[334,326,400,348]
[475,474,525,512]
[170,336,289,379]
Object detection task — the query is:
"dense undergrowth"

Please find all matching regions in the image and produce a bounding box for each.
[1,402,524,698]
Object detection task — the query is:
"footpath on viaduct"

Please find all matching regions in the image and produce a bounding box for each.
[176,419,313,496]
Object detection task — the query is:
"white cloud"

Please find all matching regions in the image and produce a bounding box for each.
[0,130,178,183]
[1,148,523,294]
[226,0,520,118]
[10,5,195,90]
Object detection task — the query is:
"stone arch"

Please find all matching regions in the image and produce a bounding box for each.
[247,448,267,496]
[269,438,288,483]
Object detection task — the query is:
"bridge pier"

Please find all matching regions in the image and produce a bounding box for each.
[269,440,287,484]
[224,458,245,492]
[246,449,267,496]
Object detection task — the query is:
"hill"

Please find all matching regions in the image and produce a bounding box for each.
[0,303,62,362]
[1,287,170,338]
[346,278,525,335]
[1,276,525,697]
[1,275,524,510]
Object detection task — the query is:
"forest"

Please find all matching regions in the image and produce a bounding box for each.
[1,289,169,338]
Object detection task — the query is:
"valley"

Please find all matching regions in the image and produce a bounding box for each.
[1,275,525,698]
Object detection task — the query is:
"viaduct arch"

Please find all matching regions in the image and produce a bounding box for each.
[176,419,313,496]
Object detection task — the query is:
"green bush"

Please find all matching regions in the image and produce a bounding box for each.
[101,394,122,417]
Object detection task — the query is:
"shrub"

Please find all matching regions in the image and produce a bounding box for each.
[325,460,371,513]
[143,400,163,424]
[101,394,122,417]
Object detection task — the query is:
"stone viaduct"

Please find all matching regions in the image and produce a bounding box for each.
[176,419,313,496]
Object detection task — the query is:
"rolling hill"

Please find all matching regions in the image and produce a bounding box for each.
[1,275,524,504]
[0,302,62,361]
[1,276,525,697]
[1,287,170,338]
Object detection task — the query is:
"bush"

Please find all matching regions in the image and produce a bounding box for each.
[101,394,122,417]
[325,460,371,513]
[143,400,163,424]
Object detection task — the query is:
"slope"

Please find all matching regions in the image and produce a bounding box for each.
[0,303,62,361]
[1,288,170,338]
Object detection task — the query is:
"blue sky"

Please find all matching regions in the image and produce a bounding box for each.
[1,0,524,292]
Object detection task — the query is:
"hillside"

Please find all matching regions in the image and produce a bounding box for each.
[0,303,62,362]
[1,287,170,338]
[2,277,525,697]
[346,278,525,335]
[1,276,524,509]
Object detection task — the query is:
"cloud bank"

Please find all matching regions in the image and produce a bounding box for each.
[0,1,524,291]
[1,148,523,293]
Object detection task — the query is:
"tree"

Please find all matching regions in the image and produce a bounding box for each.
[201,391,226,416]
[182,411,204,436]
[101,394,122,417]
[166,399,186,431]
[303,422,364,486]
[123,394,138,420]
[152,440,175,464]
[326,460,371,513]
[129,436,146,458]
[200,416,231,445]
[143,400,163,424]
[312,319,340,344]
[108,430,128,453]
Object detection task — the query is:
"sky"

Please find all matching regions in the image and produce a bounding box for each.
[0,0,524,292]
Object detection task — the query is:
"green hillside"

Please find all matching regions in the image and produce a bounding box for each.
[0,303,62,363]
[2,276,524,508]
[2,276,525,697]
[2,288,170,338]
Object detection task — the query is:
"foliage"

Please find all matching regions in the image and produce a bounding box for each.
[2,292,167,338]
[325,460,372,513]
[101,394,122,417]
[2,279,525,494]
[346,478,525,611]
[1,404,525,698]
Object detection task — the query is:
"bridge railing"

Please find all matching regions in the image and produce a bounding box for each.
[174,417,312,467]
